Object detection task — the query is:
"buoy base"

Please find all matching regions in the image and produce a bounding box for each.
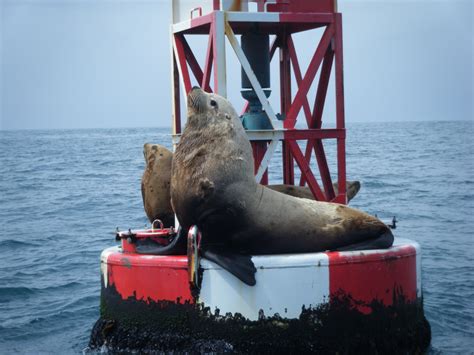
[89,283,431,353]
[89,238,431,352]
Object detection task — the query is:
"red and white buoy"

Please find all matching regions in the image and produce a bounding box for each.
[90,227,430,352]
[89,1,430,352]
[101,233,421,318]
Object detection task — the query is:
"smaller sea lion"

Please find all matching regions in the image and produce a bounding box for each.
[268,181,361,202]
[141,143,174,227]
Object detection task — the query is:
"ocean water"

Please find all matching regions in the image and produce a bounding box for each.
[0,121,472,354]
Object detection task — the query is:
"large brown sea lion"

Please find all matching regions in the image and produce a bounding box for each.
[141,143,174,227]
[166,88,394,286]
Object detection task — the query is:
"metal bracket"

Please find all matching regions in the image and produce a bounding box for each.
[187,226,201,287]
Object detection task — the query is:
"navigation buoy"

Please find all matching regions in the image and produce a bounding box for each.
[90,233,430,352]
[89,0,430,352]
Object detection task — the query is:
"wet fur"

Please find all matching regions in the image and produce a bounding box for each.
[141,143,174,227]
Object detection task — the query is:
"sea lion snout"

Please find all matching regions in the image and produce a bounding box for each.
[187,87,207,115]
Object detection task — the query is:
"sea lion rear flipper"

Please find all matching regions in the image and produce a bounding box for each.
[201,247,256,286]
[335,230,394,252]
[135,227,187,255]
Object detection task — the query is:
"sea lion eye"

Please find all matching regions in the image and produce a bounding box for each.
[210,99,218,108]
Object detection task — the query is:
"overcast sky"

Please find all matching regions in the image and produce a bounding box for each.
[0,0,472,130]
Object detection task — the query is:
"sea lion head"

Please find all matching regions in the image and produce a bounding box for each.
[143,143,172,166]
[143,143,154,162]
[187,86,238,119]
[346,181,361,201]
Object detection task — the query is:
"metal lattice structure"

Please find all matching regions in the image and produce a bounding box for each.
[171,0,347,204]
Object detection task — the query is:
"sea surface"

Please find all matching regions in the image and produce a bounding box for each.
[0,121,473,354]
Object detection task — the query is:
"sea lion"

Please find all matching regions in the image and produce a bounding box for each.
[141,143,174,227]
[168,87,393,286]
[268,181,361,202]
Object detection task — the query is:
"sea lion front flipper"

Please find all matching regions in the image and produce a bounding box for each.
[135,227,187,255]
[201,247,256,286]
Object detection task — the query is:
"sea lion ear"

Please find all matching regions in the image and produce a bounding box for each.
[224,113,231,120]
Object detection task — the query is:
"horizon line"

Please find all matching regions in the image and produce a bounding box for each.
[1,118,473,132]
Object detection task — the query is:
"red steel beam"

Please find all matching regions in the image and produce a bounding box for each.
[180,35,205,89]
[282,143,294,189]
[287,35,312,127]
[310,46,336,199]
[251,141,269,185]
[284,24,334,128]
[279,32,292,115]
[311,46,334,129]
[173,34,192,94]
[334,14,345,130]
[334,13,346,204]
[280,32,294,185]
[211,13,222,94]
[284,129,344,140]
[288,141,326,201]
[312,140,335,199]
[172,53,181,134]
[201,24,214,92]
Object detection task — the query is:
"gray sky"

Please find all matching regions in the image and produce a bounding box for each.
[1,0,472,130]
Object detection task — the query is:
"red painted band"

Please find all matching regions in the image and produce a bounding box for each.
[328,245,418,309]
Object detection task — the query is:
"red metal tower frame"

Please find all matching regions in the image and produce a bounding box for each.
[171,0,347,204]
